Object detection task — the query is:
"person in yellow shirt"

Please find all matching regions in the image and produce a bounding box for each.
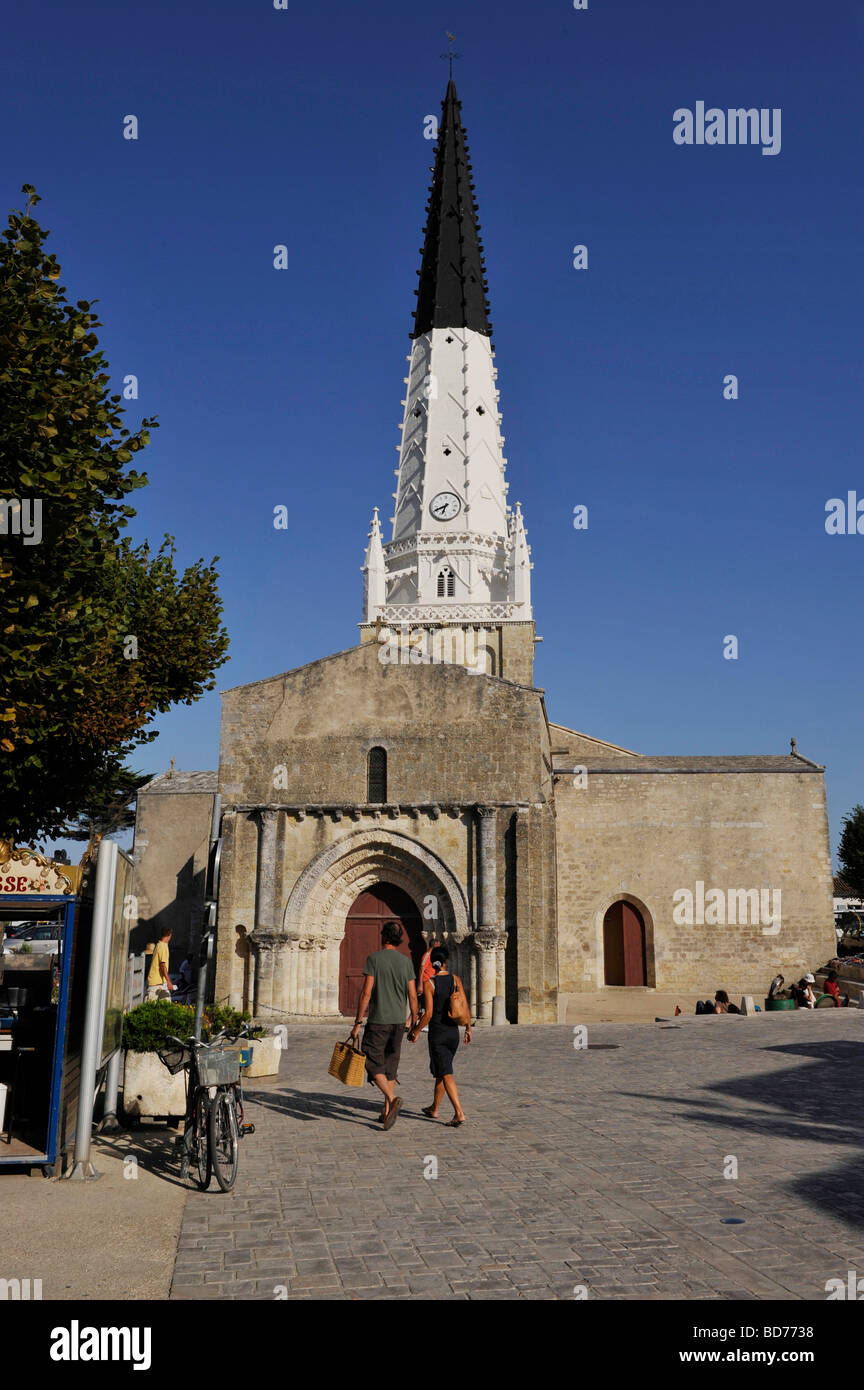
[146,929,175,1001]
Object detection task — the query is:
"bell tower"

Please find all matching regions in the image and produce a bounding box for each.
[360,79,535,685]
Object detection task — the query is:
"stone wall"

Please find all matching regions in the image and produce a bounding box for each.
[219,640,548,807]
[131,773,216,963]
[554,762,836,1002]
[214,642,557,1022]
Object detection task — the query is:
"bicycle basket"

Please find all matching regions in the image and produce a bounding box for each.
[197,1046,241,1086]
[157,1044,188,1076]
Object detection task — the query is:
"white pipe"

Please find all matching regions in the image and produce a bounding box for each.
[66,840,117,1179]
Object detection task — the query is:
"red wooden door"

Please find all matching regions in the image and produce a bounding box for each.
[620,902,646,984]
[339,883,424,1017]
[603,901,646,986]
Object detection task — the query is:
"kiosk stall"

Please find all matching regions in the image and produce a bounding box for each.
[0,848,77,1174]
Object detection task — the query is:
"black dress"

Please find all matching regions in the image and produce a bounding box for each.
[427,973,460,1079]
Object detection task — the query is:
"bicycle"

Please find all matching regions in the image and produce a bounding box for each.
[158,1026,256,1191]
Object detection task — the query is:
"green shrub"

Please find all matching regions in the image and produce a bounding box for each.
[204,1002,263,1038]
[123,1000,196,1053]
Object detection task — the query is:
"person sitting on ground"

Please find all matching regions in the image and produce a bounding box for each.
[712,990,740,1014]
[793,973,817,1008]
[823,969,850,1007]
[696,991,739,1015]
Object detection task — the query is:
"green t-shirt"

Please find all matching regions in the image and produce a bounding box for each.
[365,949,414,1025]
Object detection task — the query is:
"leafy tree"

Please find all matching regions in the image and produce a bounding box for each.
[0,186,229,844]
[59,765,151,855]
[838,805,864,898]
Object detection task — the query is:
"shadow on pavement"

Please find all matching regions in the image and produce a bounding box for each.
[94,1124,192,1190]
[244,1084,433,1129]
[622,1036,864,1227]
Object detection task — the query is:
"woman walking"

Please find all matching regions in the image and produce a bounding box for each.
[408,946,471,1126]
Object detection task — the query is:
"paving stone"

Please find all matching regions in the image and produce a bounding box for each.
[170,1015,864,1302]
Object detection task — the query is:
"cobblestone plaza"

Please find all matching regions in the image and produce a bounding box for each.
[169,1011,864,1301]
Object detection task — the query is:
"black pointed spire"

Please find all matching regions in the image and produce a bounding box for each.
[411,80,492,339]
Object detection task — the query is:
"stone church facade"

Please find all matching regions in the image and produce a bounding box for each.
[144,79,835,1024]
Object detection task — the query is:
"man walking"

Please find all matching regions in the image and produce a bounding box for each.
[350,921,418,1130]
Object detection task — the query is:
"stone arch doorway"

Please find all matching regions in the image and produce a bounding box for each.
[603,900,647,986]
[339,883,425,1017]
[274,828,472,1018]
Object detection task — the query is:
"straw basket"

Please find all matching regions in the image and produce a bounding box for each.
[328,1037,366,1087]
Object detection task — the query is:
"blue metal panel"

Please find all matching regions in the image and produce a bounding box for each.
[2,894,71,903]
[45,900,77,1165]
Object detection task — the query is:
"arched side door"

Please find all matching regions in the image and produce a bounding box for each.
[603,901,647,986]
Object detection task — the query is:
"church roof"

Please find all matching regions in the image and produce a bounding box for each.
[140,770,218,794]
[412,79,492,339]
[555,755,824,774]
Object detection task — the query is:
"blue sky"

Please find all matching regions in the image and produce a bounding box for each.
[3,0,862,861]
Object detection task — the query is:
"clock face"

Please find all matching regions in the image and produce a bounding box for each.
[429,491,462,521]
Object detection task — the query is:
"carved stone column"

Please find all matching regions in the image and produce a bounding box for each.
[255,808,279,931]
[251,809,288,1019]
[477,805,497,933]
[252,930,279,1020]
[475,806,501,1019]
[271,933,298,1018]
[474,930,499,1021]
[496,936,508,1000]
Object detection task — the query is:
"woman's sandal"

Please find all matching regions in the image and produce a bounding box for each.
[447,1117,464,1127]
[421,1106,437,1118]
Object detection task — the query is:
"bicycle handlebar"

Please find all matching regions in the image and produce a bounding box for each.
[163,1024,255,1051]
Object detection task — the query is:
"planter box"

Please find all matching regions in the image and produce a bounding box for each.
[123,1051,186,1118]
[245,1033,282,1078]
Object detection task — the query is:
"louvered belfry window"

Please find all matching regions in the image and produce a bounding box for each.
[368,746,387,803]
[437,568,455,597]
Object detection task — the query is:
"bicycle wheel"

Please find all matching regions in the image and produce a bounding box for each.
[209,1088,239,1192]
[192,1091,211,1190]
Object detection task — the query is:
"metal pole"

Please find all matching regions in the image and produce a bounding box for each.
[194,911,215,1044]
[67,840,117,1179]
[194,794,222,1043]
[99,1048,122,1133]
[209,794,222,850]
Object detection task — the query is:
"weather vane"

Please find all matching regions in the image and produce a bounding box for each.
[440,31,460,79]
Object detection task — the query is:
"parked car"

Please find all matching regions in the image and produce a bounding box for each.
[1,922,64,955]
[0,921,32,940]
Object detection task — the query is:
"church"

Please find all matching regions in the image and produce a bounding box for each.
[136,79,835,1024]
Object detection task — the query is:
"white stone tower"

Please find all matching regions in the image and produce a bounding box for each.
[360,79,535,683]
